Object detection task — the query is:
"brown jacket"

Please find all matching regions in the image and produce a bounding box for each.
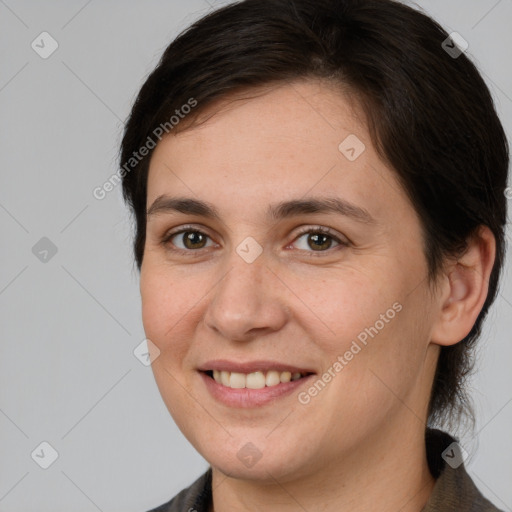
[147,429,504,511]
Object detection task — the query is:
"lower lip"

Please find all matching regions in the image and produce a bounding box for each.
[200,372,314,408]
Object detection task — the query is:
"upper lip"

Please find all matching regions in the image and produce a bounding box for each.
[198,359,315,374]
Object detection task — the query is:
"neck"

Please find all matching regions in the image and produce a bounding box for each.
[210,422,435,512]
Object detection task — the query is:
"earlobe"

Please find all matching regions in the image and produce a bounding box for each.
[430,225,496,347]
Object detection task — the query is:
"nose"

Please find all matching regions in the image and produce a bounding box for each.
[203,250,289,342]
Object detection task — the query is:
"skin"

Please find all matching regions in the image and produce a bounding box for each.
[140,79,495,512]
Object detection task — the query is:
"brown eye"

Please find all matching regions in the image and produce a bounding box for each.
[164,229,213,251]
[307,232,334,251]
[293,228,345,254]
[182,231,207,249]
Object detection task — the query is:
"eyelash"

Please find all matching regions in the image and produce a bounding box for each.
[161,224,348,257]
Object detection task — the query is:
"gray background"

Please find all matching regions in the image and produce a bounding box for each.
[0,1,511,511]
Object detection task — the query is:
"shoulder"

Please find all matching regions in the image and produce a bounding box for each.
[145,468,212,512]
[423,429,504,512]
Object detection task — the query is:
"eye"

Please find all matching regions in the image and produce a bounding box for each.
[291,227,347,254]
[162,226,215,253]
[161,225,348,256]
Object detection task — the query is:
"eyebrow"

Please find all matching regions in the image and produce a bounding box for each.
[147,195,376,224]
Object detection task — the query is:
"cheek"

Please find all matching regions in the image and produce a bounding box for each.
[304,264,430,389]
[140,266,197,355]
[295,267,400,354]
[326,287,433,419]
[139,267,203,423]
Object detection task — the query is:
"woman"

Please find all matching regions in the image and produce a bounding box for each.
[120,0,509,510]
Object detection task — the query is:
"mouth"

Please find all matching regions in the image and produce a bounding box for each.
[203,369,313,389]
[198,360,316,407]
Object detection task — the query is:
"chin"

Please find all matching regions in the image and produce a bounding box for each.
[192,429,317,483]
[209,453,301,482]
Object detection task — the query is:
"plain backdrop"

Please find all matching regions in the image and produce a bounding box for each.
[0,1,511,511]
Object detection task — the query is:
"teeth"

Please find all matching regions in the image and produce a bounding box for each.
[211,370,307,389]
[221,371,230,386]
[280,371,291,383]
[246,371,265,389]
[265,370,280,387]
[229,372,246,388]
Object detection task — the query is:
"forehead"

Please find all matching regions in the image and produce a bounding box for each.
[146,80,409,223]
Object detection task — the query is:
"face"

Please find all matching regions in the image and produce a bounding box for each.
[140,79,441,482]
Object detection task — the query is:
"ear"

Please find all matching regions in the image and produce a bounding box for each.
[430,225,496,347]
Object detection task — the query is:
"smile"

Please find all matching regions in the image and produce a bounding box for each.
[198,361,315,407]
[206,370,309,389]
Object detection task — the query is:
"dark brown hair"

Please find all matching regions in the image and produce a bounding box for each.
[120,0,509,427]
